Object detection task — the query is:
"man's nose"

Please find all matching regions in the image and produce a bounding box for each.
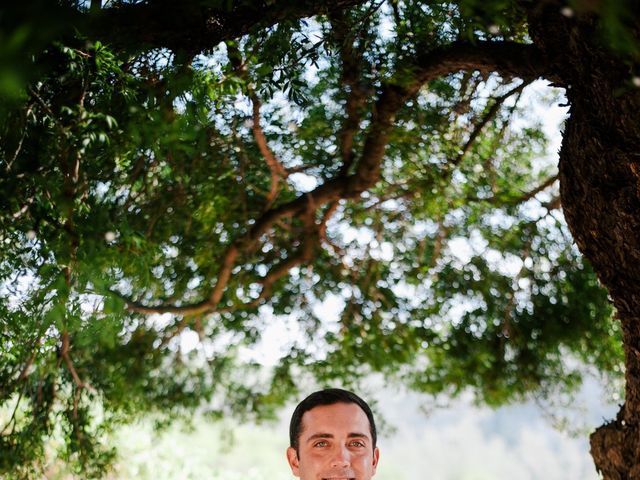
[330,446,351,468]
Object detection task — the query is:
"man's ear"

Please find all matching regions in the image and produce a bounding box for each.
[286,447,300,477]
[372,447,380,474]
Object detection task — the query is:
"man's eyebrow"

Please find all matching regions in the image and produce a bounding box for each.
[306,433,334,443]
[305,432,370,443]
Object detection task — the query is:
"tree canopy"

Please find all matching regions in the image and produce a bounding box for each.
[1,0,638,477]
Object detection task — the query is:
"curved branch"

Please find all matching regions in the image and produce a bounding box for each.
[409,41,549,88]
[222,197,319,312]
[250,94,289,180]
[60,332,95,394]
[227,43,289,208]
[124,246,239,317]
[251,93,289,208]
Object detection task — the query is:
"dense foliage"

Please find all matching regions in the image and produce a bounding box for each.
[1,0,628,477]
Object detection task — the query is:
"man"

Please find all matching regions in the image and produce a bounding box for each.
[286,388,380,480]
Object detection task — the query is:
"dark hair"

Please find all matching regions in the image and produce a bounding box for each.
[289,388,377,452]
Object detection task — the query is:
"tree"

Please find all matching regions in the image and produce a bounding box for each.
[0,0,636,477]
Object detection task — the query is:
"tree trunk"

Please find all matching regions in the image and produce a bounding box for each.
[527,2,640,477]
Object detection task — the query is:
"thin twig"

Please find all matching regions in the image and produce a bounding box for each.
[467,174,559,206]
[28,88,68,138]
[453,80,531,167]
[5,105,34,173]
[60,331,95,394]
[0,390,24,436]
[12,196,35,220]
[510,174,559,204]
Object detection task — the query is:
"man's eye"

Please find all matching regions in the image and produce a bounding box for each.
[314,441,328,447]
[349,440,365,447]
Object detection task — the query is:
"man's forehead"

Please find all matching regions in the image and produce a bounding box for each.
[299,402,372,437]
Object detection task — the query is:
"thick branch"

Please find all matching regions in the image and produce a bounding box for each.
[347,85,407,193]
[82,0,370,55]
[409,41,548,87]
[349,41,545,193]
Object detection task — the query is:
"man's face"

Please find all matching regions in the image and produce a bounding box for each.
[286,402,379,480]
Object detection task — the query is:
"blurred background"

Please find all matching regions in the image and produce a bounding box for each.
[107,377,616,480]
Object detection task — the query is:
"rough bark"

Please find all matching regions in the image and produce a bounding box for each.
[526,2,640,477]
